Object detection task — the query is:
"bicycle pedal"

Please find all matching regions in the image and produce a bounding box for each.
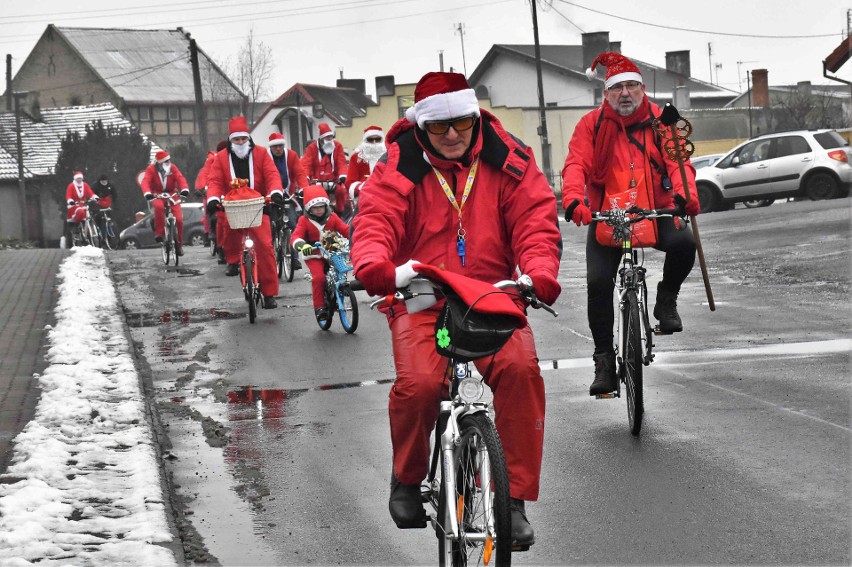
[511,543,532,552]
[653,325,673,336]
[595,392,619,399]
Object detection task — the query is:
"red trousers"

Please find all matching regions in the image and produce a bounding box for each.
[221,214,279,298]
[388,309,545,501]
[304,258,328,309]
[151,200,184,243]
[215,210,226,245]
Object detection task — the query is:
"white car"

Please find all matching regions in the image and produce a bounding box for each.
[694,129,852,212]
[690,153,724,169]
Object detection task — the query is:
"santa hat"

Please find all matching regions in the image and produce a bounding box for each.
[268,132,286,147]
[228,116,250,140]
[155,151,170,163]
[362,125,384,141]
[73,171,84,180]
[302,185,330,210]
[586,52,643,89]
[405,72,480,129]
[317,123,334,139]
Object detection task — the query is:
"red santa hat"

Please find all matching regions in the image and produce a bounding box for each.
[268,132,286,147]
[73,171,84,180]
[362,125,384,141]
[228,116,250,140]
[405,72,480,129]
[302,185,330,210]
[155,151,170,163]
[586,52,643,89]
[317,123,334,139]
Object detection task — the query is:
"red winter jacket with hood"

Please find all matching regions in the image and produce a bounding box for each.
[351,110,561,299]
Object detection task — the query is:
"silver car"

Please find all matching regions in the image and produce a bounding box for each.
[694,129,852,212]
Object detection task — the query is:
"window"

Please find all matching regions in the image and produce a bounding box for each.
[168,107,180,121]
[398,94,414,120]
[774,136,811,158]
[813,131,848,150]
[737,139,771,164]
[138,107,150,121]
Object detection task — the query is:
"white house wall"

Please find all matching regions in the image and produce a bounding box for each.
[475,58,593,108]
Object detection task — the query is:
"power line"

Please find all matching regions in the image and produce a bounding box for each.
[553,0,839,39]
[545,0,585,34]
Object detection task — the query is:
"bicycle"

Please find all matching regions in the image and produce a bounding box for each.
[68,199,100,248]
[271,194,298,282]
[359,266,556,565]
[96,206,119,250]
[312,232,358,333]
[591,205,682,436]
[222,194,268,324]
[154,193,181,266]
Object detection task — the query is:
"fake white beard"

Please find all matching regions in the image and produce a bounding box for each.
[73,181,83,188]
[232,142,251,160]
[160,163,172,175]
[321,140,335,155]
[358,141,386,163]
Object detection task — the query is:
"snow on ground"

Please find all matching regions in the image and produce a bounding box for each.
[0,247,177,566]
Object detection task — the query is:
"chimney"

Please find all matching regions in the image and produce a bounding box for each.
[665,51,691,80]
[582,32,611,71]
[672,85,691,110]
[796,81,812,96]
[609,41,622,54]
[375,75,395,98]
[751,69,769,106]
[337,78,366,95]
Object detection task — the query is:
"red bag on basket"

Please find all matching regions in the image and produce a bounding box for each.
[224,179,262,202]
[595,167,658,248]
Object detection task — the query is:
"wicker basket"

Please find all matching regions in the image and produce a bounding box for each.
[223,197,265,229]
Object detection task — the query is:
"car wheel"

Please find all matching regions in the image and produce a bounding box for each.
[122,237,140,250]
[696,184,718,213]
[188,231,206,247]
[743,199,774,208]
[804,172,839,201]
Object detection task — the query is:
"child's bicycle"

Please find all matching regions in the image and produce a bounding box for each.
[591,204,683,436]
[312,232,358,333]
[223,193,268,324]
[356,265,556,566]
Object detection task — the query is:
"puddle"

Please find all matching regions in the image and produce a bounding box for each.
[163,267,202,277]
[124,308,243,327]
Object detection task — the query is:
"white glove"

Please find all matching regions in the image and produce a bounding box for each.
[395,259,421,288]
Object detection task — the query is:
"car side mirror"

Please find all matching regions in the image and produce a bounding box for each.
[731,156,741,166]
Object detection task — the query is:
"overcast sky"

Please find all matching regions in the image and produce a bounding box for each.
[3,0,851,100]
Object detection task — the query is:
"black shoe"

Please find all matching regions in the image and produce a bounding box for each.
[176,246,184,257]
[389,472,426,529]
[263,296,277,309]
[293,258,303,270]
[225,263,239,277]
[155,236,163,244]
[510,498,535,550]
[315,307,329,324]
[653,282,683,333]
[589,351,618,396]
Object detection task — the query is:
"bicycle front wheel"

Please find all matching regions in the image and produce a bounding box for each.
[623,290,644,435]
[105,220,119,250]
[86,220,100,248]
[245,255,257,324]
[172,223,180,266]
[282,228,295,282]
[337,285,359,334]
[438,412,511,567]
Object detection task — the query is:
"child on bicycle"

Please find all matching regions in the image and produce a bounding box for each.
[291,185,350,325]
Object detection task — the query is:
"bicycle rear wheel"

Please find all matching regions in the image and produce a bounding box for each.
[437,412,511,567]
[337,285,359,334]
[623,290,644,435]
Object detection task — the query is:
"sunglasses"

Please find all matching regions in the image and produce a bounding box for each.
[365,137,383,143]
[424,115,476,135]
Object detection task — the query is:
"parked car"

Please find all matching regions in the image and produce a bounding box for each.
[690,153,724,169]
[119,202,206,249]
[694,129,852,213]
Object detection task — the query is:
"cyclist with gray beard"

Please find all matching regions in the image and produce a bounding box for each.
[345,125,386,208]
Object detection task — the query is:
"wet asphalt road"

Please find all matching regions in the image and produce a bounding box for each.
[107,198,850,566]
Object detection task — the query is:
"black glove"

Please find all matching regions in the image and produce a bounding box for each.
[206,200,223,215]
[194,190,205,198]
[180,189,190,198]
[145,193,154,201]
[673,194,687,217]
[338,175,347,185]
[270,193,284,206]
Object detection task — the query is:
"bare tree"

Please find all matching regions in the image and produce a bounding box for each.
[233,28,274,124]
[772,88,845,131]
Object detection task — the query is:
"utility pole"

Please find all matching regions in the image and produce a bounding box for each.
[6,55,12,111]
[530,0,553,187]
[189,38,209,150]
[707,43,713,85]
[714,63,723,86]
[438,50,444,72]
[13,91,28,241]
[746,71,753,138]
[454,23,467,76]
[737,60,756,93]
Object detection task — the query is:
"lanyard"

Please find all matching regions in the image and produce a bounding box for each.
[432,158,479,266]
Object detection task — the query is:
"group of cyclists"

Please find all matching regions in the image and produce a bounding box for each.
[64,172,116,248]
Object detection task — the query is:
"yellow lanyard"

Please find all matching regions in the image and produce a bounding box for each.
[432,158,479,266]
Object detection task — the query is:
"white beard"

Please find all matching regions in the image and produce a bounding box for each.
[358,141,386,164]
[321,141,335,155]
[160,163,171,175]
[232,142,251,160]
[73,181,83,188]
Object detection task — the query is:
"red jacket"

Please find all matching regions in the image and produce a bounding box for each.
[351,111,561,289]
[140,163,189,200]
[345,151,373,200]
[66,181,95,206]
[194,151,216,191]
[560,101,696,211]
[301,140,347,182]
[206,146,284,203]
[291,213,350,260]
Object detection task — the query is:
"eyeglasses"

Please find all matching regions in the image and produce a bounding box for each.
[424,115,477,136]
[606,81,642,93]
[365,137,383,143]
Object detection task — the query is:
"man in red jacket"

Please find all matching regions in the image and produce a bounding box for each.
[206,116,285,308]
[268,132,308,230]
[351,72,561,548]
[140,150,190,255]
[345,125,386,207]
[561,52,700,396]
[301,123,350,218]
